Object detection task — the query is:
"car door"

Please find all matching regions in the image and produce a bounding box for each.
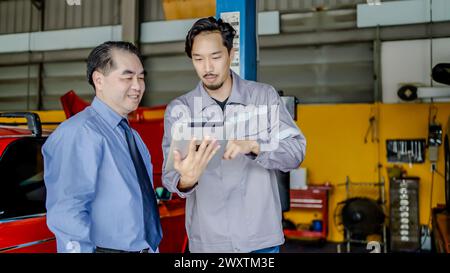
[0,137,56,253]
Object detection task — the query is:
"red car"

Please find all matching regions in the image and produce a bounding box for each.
[0,112,56,253]
[0,95,187,253]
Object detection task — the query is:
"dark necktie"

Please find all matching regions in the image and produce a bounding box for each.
[119,119,162,251]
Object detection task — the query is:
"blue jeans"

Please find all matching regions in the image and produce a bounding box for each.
[251,245,280,253]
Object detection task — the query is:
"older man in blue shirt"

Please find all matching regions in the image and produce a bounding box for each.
[42,41,162,253]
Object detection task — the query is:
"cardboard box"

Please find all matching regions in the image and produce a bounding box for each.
[162,0,215,20]
[290,168,308,190]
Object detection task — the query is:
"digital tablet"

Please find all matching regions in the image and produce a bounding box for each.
[164,138,227,171]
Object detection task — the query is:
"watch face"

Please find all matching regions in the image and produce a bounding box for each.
[155,187,172,201]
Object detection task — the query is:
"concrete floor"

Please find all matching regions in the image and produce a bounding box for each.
[281,239,351,253]
[281,238,432,253]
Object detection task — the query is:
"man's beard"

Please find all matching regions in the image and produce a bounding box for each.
[203,80,224,91]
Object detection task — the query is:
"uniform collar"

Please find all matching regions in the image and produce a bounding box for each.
[194,70,250,114]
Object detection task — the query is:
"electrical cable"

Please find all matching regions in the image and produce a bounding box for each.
[434,169,445,179]
[419,164,436,252]
[429,165,436,228]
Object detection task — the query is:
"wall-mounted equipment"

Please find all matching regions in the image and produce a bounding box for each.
[397,85,418,101]
[428,124,442,163]
[389,177,420,252]
[432,63,450,86]
[397,63,450,102]
[386,139,426,164]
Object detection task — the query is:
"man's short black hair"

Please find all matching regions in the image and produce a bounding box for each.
[86,41,143,89]
[185,16,236,59]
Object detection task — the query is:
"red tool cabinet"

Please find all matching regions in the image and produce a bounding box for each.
[283,185,332,241]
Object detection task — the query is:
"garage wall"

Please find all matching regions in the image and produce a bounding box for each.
[142,42,375,107]
[0,61,94,111]
[0,0,120,34]
[0,0,374,34]
[42,62,94,110]
[260,42,374,104]
[0,0,41,34]
[44,0,120,31]
[0,65,39,111]
[2,0,448,109]
[142,54,197,107]
[258,0,367,12]
[0,39,375,111]
[382,37,450,103]
[286,102,450,242]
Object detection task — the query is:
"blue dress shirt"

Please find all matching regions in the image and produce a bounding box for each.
[42,97,159,253]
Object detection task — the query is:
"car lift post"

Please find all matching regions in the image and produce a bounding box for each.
[216,0,257,81]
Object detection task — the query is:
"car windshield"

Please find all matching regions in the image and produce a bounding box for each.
[0,138,47,220]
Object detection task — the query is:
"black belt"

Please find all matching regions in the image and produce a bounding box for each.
[95,246,150,253]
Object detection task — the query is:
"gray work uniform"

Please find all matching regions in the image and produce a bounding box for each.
[162,71,306,253]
